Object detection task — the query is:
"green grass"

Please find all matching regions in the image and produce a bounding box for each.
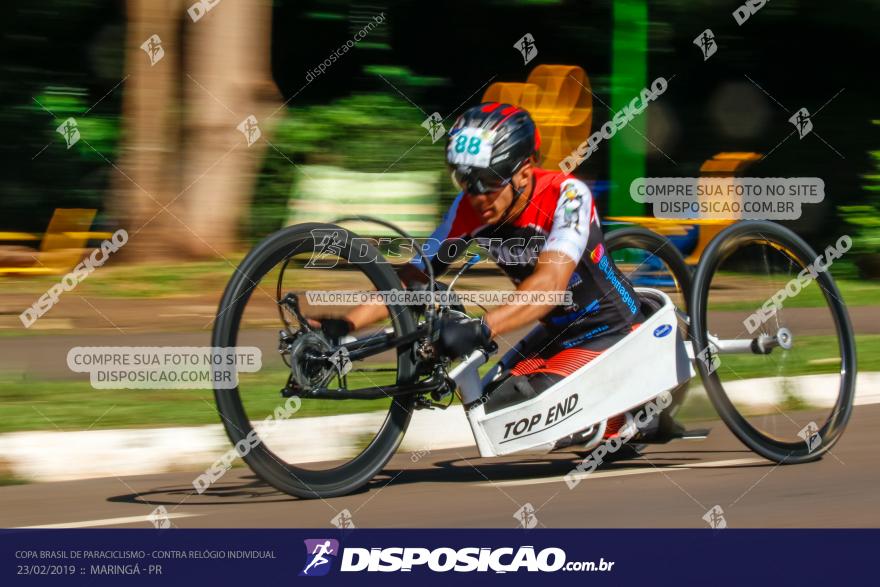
[0,259,242,299]
[675,334,878,421]
[676,391,718,421]
[709,277,880,311]
[0,335,874,434]
[0,367,394,434]
[0,473,29,486]
[709,334,878,380]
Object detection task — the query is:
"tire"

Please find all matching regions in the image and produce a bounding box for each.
[690,221,856,463]
[605,226,692,313]
[211,223,418,498]
[605,226,693,413]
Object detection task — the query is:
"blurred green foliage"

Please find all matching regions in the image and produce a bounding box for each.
[839,121,880,256]
[249,92,449,239]
[2,0,877,247]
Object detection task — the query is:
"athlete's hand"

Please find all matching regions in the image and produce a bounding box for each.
[308,317,354,342]
[435,315,492,359]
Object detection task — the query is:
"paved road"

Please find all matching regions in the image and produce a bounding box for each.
[3,404,878,529]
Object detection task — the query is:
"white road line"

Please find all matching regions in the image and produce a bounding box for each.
[685,457,765,468]
[481,457,765,488]
[16,512,202,529]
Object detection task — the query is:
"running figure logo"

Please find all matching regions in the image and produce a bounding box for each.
[300,539,339,577]
[140,34,165,66]
[56,118,80,149]
[788,108,813,139]
[421,112,446,143]
[237,115,262,147]
[306,229,346,268]
[330,508,356,529]
[702,505,727,529]
[514,33,538,65]
[798,421,822,453]
[694,29,717,61]
[513,503,539,528]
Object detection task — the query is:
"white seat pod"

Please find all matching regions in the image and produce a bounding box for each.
[467,288,694,457]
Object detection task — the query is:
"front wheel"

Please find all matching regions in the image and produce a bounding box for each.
[211,223,419,498]
[690,221,856,464]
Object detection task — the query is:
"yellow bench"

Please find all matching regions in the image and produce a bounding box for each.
[0,209,113,276]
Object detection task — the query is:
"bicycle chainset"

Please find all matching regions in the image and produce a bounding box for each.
[284,331,340,392]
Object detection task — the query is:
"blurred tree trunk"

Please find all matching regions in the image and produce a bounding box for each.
[115,0,183,260]
[182,0,280,257]
[116,0,280,261]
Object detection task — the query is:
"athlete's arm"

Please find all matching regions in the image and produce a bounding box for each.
[329,194,473,331]
[483,250,577,336]
[484,178,594,338]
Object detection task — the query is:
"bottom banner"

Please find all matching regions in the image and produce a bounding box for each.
[2,529,875,585]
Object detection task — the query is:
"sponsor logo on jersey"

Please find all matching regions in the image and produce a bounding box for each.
[597,255,639,315]
[561,324,610,348]
[590,243,605,264]
[548,299,600,327]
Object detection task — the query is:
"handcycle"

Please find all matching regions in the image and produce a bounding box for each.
[211,219,856,499]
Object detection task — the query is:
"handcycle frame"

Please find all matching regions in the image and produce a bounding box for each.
[212,217,855,498]
[283,286,793,458]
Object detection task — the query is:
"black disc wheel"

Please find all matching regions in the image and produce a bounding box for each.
[211,223,418,498]
[690,221,856,463]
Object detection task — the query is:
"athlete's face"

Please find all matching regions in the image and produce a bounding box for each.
[466,163,533,224]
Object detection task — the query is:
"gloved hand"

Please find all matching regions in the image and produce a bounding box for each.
[316,317,354,342]
[435,315,492,359]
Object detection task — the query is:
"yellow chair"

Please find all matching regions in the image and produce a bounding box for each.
[0,209,113,275]
[482,65,593,170]
[607,153,763,264]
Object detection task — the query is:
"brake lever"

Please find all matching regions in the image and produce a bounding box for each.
[279,292,314,332]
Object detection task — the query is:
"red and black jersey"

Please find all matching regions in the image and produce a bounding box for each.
[414,168,642,345]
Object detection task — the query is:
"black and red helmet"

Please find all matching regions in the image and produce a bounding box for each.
[447,103,541,195]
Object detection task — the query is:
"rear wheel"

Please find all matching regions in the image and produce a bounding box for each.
[606,226,693,415]
[605,226,692,313]
[690,221,856,463]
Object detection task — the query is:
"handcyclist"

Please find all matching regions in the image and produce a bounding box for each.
[315,103,676,439]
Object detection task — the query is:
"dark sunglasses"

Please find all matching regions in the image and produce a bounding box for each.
[451,169,512,196]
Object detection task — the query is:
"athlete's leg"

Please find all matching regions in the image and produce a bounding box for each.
[482,327,635,413]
